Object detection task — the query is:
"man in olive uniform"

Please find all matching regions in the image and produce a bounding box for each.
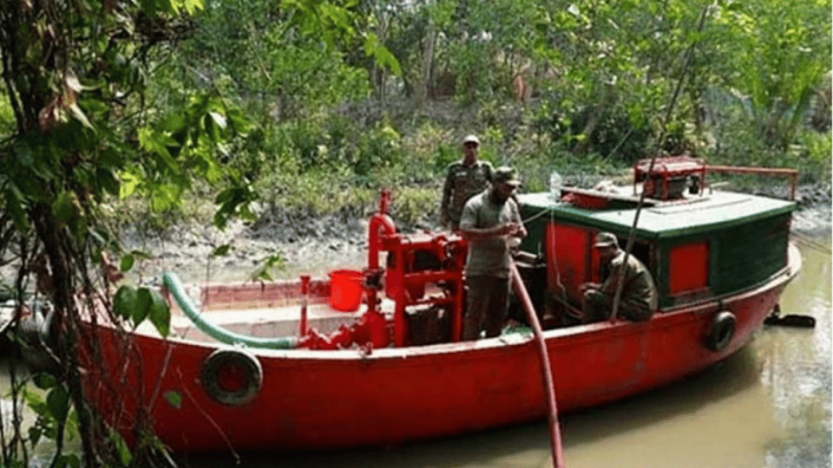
[440,134,493,231]
[459,166,527,340]
[581,232,658,323]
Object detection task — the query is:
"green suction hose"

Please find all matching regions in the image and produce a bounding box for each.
[162,272,298,349]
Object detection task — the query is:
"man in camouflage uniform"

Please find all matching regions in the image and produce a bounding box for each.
[459,166,526,340]
[581,232,658,323]
[440,134,493,231]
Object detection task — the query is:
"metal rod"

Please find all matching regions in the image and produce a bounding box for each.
[299,275,310,336]
[707,165,798,200]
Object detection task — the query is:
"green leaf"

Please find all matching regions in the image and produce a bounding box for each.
[133,287,152,326]
[53,191,75,224]
[96,167,121,197]
[150,184,181,212]
[110,430,132,467]
[23,389,47,416]
[113,285,138,321]
[120,254,135,272]
[118,169,141,199]
[59,453,81,468]
[5,186,29,231]
[129,249,152,261]
[164,391,182,409]
[211,244,231,257]
[29,426,42,448]
[146,287,171,337]
[46,385,70,421]
[68,103,94,130]
[33,372,59,390]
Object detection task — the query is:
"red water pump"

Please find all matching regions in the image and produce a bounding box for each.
[298,190,467,350]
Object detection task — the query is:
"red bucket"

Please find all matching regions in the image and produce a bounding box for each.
[328,270,364,312]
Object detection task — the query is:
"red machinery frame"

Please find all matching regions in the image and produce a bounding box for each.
[300,190,466,349]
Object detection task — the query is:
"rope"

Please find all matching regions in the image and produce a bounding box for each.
[610,6,710,321]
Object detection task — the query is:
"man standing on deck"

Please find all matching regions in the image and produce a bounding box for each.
[459,166,527,340]
[581,232,657,323]
[440,134,493,231]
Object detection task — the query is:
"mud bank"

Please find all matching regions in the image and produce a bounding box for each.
[126,183,831,285]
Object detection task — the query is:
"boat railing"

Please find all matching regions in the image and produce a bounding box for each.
[706,165,798,200]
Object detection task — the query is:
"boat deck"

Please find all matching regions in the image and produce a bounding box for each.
[162,299,401,343]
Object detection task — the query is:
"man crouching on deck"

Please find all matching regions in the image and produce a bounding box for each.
[459,166,527,340]
[581,232,658,323]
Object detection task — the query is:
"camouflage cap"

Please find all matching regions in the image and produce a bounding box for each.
[493,166,521,186]
[593,232,618,249]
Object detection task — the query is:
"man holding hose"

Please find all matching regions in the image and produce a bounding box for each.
[458,166,527,340]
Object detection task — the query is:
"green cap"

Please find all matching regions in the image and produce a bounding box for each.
[493,166,521,186]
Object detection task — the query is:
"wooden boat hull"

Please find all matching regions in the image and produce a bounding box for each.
[80,244,800,453]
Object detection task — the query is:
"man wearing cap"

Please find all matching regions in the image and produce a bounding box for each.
[458,166,527,340]
[440,134,494,231]
[581,232,657,323]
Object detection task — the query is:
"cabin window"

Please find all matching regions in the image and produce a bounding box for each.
[668,242,709,294]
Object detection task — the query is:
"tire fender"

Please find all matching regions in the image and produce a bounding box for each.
[705,311,736,352]
[200,348,263,406]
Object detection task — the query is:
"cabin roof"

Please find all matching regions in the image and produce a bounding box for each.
[518,190,796,239]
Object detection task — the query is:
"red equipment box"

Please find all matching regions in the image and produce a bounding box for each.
[633,156,706,200]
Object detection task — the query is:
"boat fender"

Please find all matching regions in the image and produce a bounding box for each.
[705,311,736,352]
[200,348,263,406]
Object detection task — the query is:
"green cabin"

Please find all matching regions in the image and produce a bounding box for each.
[517,186,796,312]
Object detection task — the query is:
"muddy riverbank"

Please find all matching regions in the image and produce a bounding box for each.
[126,183,831,285]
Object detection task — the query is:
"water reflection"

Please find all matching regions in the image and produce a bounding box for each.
[759,237,832,468]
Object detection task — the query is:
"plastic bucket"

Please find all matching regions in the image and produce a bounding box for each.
[328,270,364,312]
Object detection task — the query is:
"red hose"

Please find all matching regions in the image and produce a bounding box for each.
[510,262,565,468]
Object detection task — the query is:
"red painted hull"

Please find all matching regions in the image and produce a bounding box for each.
[80,245,800,453]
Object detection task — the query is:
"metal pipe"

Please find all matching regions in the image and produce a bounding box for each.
[509,262,565,468]
[299,275,310,336]
[367,191,397,316]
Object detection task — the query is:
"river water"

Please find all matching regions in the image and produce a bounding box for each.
[175,235,831,468]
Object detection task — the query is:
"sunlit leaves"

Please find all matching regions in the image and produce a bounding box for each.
[119,170,141,199]
[363,32,402,76]
[247,253,287,282]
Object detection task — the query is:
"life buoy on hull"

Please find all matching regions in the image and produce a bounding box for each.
[200,348,263,406]
[704,311,736,352]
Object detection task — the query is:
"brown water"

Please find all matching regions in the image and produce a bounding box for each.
[4,238,830,468]
[174,237,831,468]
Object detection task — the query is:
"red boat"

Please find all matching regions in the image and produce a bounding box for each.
[80,157,802,453]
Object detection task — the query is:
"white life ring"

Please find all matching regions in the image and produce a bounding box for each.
[704,311,736,352]
[200,348,263,406]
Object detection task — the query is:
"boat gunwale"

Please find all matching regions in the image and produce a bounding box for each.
[112,241,801,362]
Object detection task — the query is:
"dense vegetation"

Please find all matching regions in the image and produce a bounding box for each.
[162,0,831,225]
[0,0,829,466]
